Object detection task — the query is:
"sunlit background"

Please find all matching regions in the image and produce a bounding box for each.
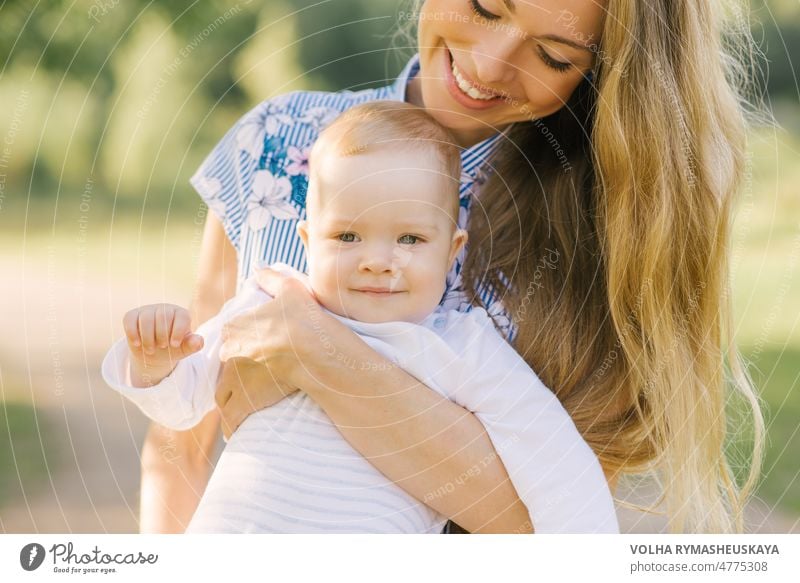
[0,0,798,533]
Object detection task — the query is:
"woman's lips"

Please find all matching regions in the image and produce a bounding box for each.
[442,44,507,111]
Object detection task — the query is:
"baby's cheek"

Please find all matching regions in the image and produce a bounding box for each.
[308,273,339,311]
[418,263,448,304]
[312,255,345,291]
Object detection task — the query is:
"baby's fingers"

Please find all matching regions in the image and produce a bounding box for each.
[179,333,204,358]
[169,308,193,348]
[122,309,142,348]
[154,305,173,349]
[137,307,156,354]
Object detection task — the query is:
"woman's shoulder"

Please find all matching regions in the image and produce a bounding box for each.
[234,84,399,137]
[212,84,399,166]
[189,84,400,252]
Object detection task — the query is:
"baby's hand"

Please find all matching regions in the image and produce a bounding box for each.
[123,304,204,385]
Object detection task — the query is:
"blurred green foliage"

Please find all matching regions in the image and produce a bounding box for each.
[0,0,796,213]
[750,0,800,98]
[0,0,412,210]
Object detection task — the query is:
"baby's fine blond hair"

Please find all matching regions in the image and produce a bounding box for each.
[308,101,462,220]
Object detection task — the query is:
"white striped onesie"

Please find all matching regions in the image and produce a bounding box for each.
[102,272,619,533]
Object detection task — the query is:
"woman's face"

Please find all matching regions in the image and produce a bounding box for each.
[412,0,605,146]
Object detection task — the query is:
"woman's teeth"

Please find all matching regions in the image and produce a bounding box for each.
[451,58,498,101]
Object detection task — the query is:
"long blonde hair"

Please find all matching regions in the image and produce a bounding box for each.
[404,0,764,532]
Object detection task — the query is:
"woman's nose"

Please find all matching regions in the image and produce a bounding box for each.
[471,37,519,86]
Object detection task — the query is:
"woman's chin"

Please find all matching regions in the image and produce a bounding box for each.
[420,96,490,135]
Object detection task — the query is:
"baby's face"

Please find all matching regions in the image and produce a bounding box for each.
[298,148,466,324]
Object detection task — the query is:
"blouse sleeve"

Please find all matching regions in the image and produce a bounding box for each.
[188,95,299,253]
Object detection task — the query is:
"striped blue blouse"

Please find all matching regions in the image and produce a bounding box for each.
[190,53,514,340]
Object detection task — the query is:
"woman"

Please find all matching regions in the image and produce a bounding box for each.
[139,0,763,534]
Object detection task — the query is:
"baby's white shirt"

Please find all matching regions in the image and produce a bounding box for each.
[102,271,619,533]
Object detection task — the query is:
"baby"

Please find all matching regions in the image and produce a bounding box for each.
[102,101,618,533]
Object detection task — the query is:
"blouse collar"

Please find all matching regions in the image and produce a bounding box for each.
[389,53,422,103]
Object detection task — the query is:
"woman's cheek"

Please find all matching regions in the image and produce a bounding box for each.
[419,0,474,46]
[520,70,584,116]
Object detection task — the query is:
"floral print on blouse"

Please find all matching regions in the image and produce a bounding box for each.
[190,54,515,340]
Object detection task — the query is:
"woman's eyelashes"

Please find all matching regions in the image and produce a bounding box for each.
[469,0,574,74]
[536,46,572,73]
[469,0,499,20]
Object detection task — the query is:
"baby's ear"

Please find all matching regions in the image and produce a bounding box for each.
[296,220,309,249]
[448,229,468,268]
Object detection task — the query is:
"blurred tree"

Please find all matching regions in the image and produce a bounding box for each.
[746,0,800,100]
[291,0,411,91]
[0,0,257,103]
[1,0,264,204]
[0,0,795,208]
[0,0,408,205]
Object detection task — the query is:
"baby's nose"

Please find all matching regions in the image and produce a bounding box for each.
[359,243,401,273]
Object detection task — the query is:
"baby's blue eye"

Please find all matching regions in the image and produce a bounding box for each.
[337,232,358,242]
[398,234,420,245]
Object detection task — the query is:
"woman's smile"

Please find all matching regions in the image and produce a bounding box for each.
[441,42,510,110]
[412,0,604,147]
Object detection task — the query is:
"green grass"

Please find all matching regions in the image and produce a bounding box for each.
[0,401,56,506]
[728,122,800,515]
[744,347,800,514]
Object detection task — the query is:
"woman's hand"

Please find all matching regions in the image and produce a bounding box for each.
[215,266,355,434]
[214,357,298,439]
[219,267,340,380]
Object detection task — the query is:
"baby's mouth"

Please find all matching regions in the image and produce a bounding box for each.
[353,287,407,297]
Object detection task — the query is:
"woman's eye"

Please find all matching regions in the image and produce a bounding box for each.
[469,0,500,20]
[398,234,420,245]
[537,46,572,73]
[470,0,571,74]
[337,232,359,242]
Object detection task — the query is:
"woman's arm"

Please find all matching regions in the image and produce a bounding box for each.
[138,213,237,533]
[217,270,534,534]
[307,345,535,534]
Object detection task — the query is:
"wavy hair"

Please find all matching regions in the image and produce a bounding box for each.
[401,0,765,532]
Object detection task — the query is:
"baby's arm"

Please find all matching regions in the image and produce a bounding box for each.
[122,304,204,387]
[103,281,271,430]
[440,309,619,534]
[102,302,225,430]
